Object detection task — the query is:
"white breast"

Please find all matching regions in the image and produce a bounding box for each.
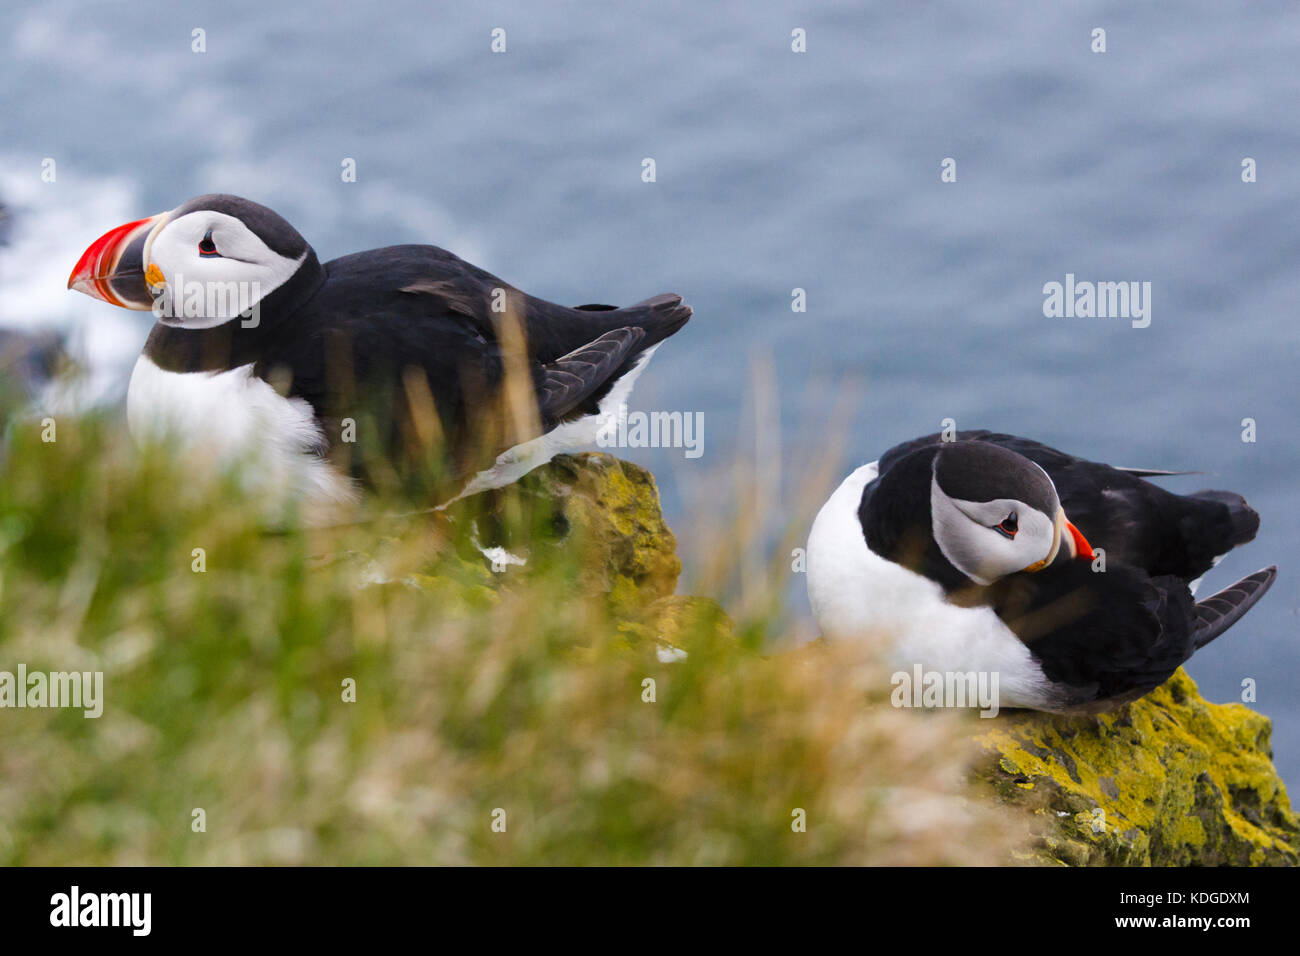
[126,355,358,523]
[806,461,1059,710]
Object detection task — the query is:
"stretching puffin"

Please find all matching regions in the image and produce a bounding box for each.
[807,430,1276,714]
[67,194,690,516]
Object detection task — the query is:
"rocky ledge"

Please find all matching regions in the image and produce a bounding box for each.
[976,670,1298,865]
[441,452,1297,866]
[426,452,732,650]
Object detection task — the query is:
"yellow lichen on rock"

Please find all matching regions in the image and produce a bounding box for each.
[975,669,1299,865]
[513,453,682,611]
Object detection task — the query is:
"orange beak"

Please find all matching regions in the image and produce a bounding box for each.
[1065,519,1094,561]
[1023,509,1096,573]
[67,213,167,310]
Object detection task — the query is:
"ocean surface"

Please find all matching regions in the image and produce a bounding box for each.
[3,1,1297,785]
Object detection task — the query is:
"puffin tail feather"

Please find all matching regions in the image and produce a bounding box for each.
[536,327,646,425]
[616,293,692,347]
[1191,566,1277,650]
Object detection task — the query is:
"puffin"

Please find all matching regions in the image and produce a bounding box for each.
[66,194,690,517]
[806,430,1276,714]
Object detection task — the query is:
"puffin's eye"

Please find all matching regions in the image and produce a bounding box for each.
[198,229,220,258]
[994,511,1018,539]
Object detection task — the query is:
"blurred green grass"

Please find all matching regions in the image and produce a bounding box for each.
[0,409,1020,865]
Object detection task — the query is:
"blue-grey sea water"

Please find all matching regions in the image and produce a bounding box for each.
[3,1,1297,786]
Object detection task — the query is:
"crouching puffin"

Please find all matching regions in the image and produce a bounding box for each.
[807,430,1276,714]
[67,194,691,519]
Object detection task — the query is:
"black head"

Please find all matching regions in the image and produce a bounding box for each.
[169,194,311,260]
[862,439,1092,589]
[933,441,1061,519]
[70,193,322,330]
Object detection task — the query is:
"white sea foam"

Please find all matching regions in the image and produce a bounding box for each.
[0,161,148,411]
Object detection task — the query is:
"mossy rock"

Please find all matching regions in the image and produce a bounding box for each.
[327,453,683,619]
[976,669,1299,865]
[507,452,682,610]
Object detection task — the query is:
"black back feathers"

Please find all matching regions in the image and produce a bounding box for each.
[980,562,1276,710]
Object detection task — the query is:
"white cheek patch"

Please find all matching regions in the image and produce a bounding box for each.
[930,479,1056,584]
[211,219,277,262]
[930,480,997,584]
[147,210,304,328]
